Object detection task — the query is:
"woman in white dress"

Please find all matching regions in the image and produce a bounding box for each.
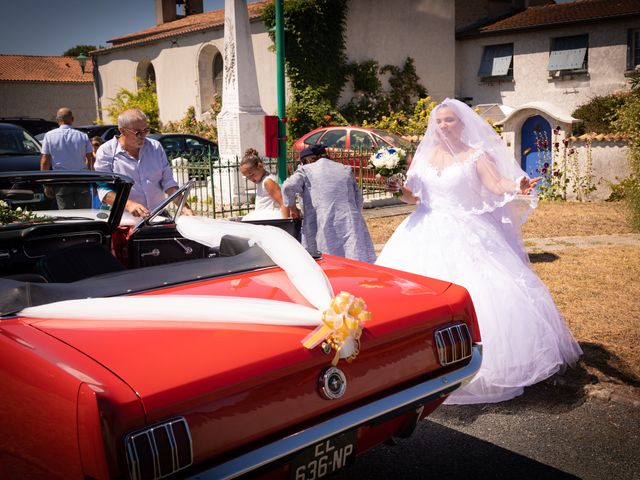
[376,98,582,404]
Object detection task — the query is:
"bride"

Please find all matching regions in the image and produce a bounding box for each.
[376,98,582,404]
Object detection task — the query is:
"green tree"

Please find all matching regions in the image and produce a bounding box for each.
[63,45,97,57]
[104,80,160,129]
[612,90,640,229]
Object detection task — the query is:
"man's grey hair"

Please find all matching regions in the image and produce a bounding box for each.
[117,108,148,129]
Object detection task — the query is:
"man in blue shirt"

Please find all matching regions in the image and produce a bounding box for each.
[40,107,93,209]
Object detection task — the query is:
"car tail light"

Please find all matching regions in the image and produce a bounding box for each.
[125,417,192,480]
[434,323,473,366]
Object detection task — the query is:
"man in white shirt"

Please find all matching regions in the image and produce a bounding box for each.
[40,107,93,209]
[94,108,192,217]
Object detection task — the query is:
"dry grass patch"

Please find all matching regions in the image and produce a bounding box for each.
[531,245,640,385]
[522,201,633,238]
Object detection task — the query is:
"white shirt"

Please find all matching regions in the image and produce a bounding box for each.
[41,124,91,170]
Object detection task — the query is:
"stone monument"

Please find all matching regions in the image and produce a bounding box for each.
[215,0,266,207]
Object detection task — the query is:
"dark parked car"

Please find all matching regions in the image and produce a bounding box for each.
[0,123,42,171]
[0,117,57,137]
[74,124,157,143]
[148,133,219,159]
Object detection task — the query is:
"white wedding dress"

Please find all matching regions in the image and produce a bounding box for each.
[376,150,582,404]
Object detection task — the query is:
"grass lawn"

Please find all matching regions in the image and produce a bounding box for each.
[366,201,640,390]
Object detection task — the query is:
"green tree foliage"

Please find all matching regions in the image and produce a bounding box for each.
[104,80,160,129]
[363,97,436,137]
[612,91,640,229]
[264,0,348,106]
[572,93,627,134]
[341,58,428,125]
[263,0,348,140]
[63,45,97,57]
[380,58,428,114]
[287,86,347,141]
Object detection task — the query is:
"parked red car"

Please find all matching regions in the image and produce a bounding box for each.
[0,171,481,480]
[293,126,411,156]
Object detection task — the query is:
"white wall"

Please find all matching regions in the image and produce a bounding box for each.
[457,17,640,111]
[344,0,455,103]
[95,21,277,125]
[0,82,96,124]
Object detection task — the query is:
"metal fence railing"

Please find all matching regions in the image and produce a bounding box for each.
[169,148,405,219]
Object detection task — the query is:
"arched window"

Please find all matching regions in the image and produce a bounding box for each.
[136,60,156,91]
[213,52,223,95]
[197,44,222,116]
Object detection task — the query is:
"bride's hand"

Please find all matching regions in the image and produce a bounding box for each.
[386,177,403,193]
[520,176,541,195]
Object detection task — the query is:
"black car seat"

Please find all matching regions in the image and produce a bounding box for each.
[36,243,125,283]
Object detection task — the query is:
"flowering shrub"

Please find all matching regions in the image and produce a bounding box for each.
[531,126,596,201]
[532,127,567,200]
[162,100,221,142]
[363,97,436,137]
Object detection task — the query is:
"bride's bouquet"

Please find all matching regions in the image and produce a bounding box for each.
[369,146,408,197]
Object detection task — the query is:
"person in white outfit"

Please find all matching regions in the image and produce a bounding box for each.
[240,147,288,220]
[377,98,582,404]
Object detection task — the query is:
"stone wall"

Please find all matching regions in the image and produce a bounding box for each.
[565,141,630,201]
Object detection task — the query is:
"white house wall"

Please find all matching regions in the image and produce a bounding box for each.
[0,82,95,124]
[343,0,455,103]
[96,22,277,125]
[457,17,640,111]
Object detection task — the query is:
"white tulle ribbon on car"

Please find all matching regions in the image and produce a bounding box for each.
[18,216,370,364]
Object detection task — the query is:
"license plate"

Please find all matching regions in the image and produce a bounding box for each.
[289,430,357,480]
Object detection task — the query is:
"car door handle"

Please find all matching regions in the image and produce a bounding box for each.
[174,238,193,255]
[141,248,160,257]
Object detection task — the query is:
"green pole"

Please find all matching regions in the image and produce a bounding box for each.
[275,0,287,184]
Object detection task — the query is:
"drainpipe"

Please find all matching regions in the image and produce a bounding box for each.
[275,0,286,183]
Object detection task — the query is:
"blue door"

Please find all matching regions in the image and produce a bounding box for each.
[520,115,551,176]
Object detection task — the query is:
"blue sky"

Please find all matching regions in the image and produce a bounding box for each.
[0,0,258,56]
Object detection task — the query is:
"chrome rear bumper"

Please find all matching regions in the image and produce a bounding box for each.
[188,344,482,480]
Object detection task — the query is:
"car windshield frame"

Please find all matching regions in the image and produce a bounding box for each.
[0,171,133,232]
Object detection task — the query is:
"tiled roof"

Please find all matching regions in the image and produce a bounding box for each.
[570,132,630,142]
[98,0,271,53]
[0,55,93,83]
[459,0,640,37]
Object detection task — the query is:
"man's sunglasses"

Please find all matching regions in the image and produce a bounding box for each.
[123,127,151,138]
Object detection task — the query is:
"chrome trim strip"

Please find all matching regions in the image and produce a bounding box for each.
[187,344,482,480]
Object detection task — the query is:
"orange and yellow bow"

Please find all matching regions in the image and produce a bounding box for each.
[302,291,371,365]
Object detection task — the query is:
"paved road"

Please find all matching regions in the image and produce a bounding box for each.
[338,380,639,480]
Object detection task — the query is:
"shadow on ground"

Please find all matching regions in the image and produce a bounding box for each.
[579,341,640,388]
[339,421,579,479]
[529,251,560,263]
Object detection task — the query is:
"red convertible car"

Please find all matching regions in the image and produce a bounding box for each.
[0,171,481,480]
